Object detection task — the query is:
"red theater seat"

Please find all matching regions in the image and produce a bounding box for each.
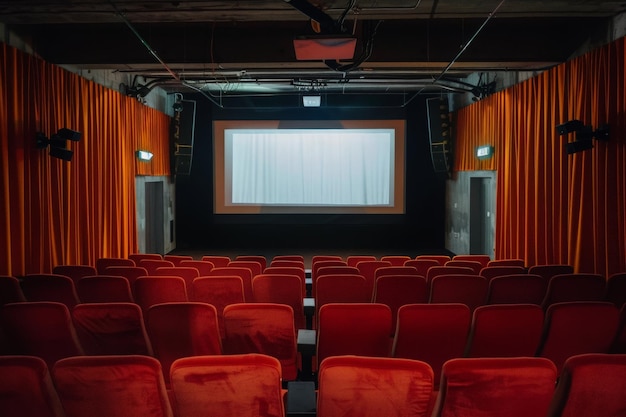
[208,266,254,301]
[2,302,84,368]
[464,303,544,358]
[133,276,188,311]
[146,302,222,386]
[318,356,434,417]
[128,253,163,263]
[235,255,268,269]
[153,266,200,291]
[316,303,392,368]
[315,274,370,319]
[373,274,428,330]
[76,275,134,303]
[528,264,574,281]
[431,357,557,417]
[263,266,306,297]
[103,265,149,287]
[606,272,626,308]
[445,260,483,274]
[426,266,476,286]
[537,301,619,373]
[190,276,246,338]
[486,274,547,305]
[253,274,306,330]
[452,254,491,268]
[392,303,471,388]
[542,273,607,308]
[546,353,626,417]
[374,265,420,280]
[53,355,173,417]
[138,259,175,275]
[479,265,526,281]
[20,273,80,308]
[415,255,451,265]
[380,255,412,266]
[0,276,26,306]
[163,254,193,266]
[404,258,440,277]
[52,265,97,284]
[228,260,263,277]
[223,303,299,381]
[72,302,153,356]
[170,354,284,417]
[201,255,232,267]
[313,265,360,297]
[0,355,65,417]
[179,259,215,276]
[95,257,135,275]
[346,255,377,267]
[487,258,525,267]
[355,260,392,299]
[429,274,488,312]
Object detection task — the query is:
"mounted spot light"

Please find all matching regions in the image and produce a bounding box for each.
[556,120,609,154]
[35,128,81,161]
[172,93,184,112]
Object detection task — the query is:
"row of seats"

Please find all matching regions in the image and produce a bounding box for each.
[2,352,626,417]
[4,270,625,340]
[0,261,626,314]
[2,300,625,387]
[310,301,625,378]
[13,253,623,312]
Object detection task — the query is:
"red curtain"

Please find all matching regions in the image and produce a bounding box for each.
[454,37,626,276]
[0,43,171,276]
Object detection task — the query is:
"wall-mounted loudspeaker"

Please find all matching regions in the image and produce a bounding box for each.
[170,96,196,176]
[426,97,453,174]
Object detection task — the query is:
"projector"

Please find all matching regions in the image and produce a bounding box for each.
[293,35,357,61]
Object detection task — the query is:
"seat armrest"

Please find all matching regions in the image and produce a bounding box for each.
[287,381,316,416]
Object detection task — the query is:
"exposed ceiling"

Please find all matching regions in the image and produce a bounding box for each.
[2,0,625,102]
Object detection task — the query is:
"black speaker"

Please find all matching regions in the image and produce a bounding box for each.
[426,97,453,174]
[170,99,196,175]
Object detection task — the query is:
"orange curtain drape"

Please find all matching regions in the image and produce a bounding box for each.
[454,37,626,276]
[0,43,171,276]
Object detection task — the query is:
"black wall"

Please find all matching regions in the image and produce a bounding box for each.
[174,94,447,253]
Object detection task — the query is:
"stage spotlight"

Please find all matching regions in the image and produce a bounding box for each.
[173,93,184,112]
[35,127,81,161]
[556,120,609,155]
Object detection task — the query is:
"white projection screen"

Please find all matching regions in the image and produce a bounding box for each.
[213,120,406,214]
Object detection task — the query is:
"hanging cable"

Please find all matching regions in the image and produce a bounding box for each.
[402,0,506,106]
[108,1,180,81]
[434,0,505,83]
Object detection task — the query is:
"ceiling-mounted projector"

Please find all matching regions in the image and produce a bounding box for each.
[293,35,357,60]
